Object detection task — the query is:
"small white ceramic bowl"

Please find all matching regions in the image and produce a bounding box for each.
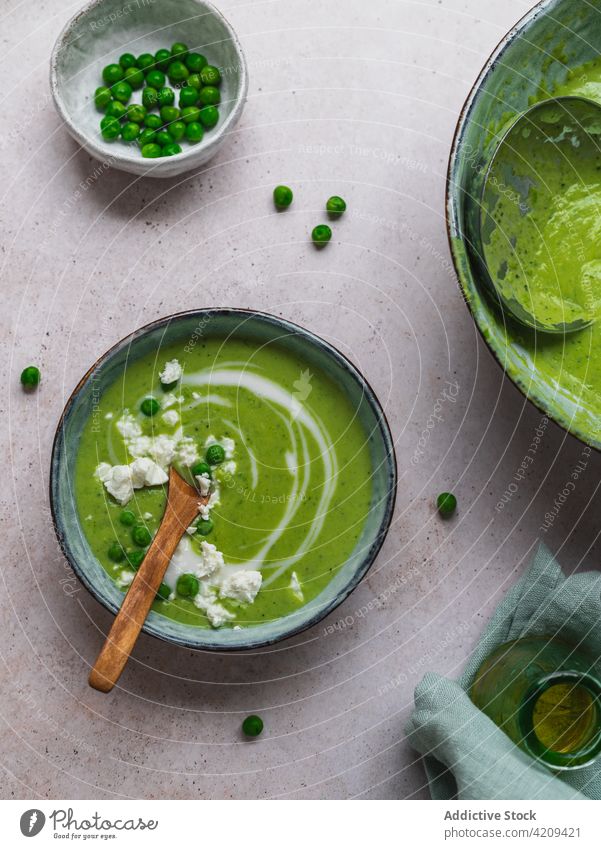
[50,0,248,177]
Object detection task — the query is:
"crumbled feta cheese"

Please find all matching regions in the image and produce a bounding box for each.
[94,458,167,505]
[130,457,168,488]
[94,462,112,482]
[150,434,177,468]
[116,412,142,439]
[220,570,262,604]
[161,409,179,426]
[192,391,201,400]
[195,473,211,496]
[289,571,304,601]
[199,503,211,520]
[199,540,223,578]
[161,393,177,408]
[186,525,197,536]
[176,436,199,466]
[221,460,237,475]
[160,359,182,385]
[117,570,135,588]
[104,412,113,420]
[192,588,235,627]
[143,512,153,520]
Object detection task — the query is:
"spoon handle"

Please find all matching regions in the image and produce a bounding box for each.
[89,469,203,693]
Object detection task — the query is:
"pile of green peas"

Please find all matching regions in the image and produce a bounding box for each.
[95,43,223,159]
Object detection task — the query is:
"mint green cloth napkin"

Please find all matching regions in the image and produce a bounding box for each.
[405,543,601,800]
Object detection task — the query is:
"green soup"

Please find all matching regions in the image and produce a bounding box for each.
[75,335,372,630]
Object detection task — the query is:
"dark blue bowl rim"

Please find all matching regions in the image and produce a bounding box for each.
[50,308,398,652]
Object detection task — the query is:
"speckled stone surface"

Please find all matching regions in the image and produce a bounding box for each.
[2,0,599,800]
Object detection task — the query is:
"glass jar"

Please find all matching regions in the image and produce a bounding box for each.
[470,636,601,770]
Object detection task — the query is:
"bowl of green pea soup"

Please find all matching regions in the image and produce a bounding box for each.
[50,310,397,651]
[50,0,248,177]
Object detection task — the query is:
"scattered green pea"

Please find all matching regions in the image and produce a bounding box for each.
[199,105,219,128]
[185,122,203,143]
[171,42,189,60]
[102,63,123,85]
[137,53,155,71]
[100,115,121,140]
[242,715,264,737]
[186,52,207,73]
[273,185,293,209]
[138,128,157,147]
[157,86,175,108]
[326,195,347,216]
[155,582,171,601]
[119,510,136,526]
[312,224,332,246]
[132,525,152,547]
[94,86,112,110]
[142,86,159,109]
[167,60,189,83]
[169,120,186,142]
[146,69,166,89]
[107,541,126,562]
[127,550,145,570]
[436,492,457,517]
[123,66,145,89]
[196,519,214,536]
[177,573,199,597]
[206,444,226,465]
[198,86,220,106]
[160,105,180,124]
[200,65,221,86]
[191,461,212,478]
[20,365,40,389]
[140,397,160,416]
[179,86,199,108]
[144,114,162,129]
[121,121,141,142]
[154,49,172,71]
[126,103,147,123]
[162,143,182,156]
[105,100,127,120]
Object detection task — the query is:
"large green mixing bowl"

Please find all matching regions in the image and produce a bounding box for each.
[447,0,601,448]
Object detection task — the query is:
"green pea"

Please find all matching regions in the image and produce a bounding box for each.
[200,65,221,86]
[242,715,264,737]
[142,86,159,109]
[127,550,145,570]
[436,492,457,517]
[137,53,155,71]
[123,66,145,89]
[169,120,186,141]
[20,365,40,388]
[167,60,189,83]
[160,105,180,124]
[144,114,162,129]
[187,73,202,90]
[126,103,146,123]
[157,86,175,108]
[102,63,123,85]
[176,573,199,598]
[179,86,199,108]
[138,128,157,147]
[273,185,293,209]
[140,396,160,415]
[105,100,127,119]
[206,444,226,465]
[100,115,121,140]
[199,105,219,129]
[171,42,189,60]
[181,106,201,124]
[185,122,204,143]
[186,52,207,73]
[119,510,136,526]
[146,69,166,89]
[196,519,213,536]
[107,541,126,562]
[191,461,212,478]
[326,195,347,216]
[311,224,332,246]
[155,583,171,601]
[155,130,173,147]
[154,49,172,71]
[162,143,182,156]
[119,53,136,69]
[198,86,220,106]
[94,86,112,111]
[132,525,152,547]
[121,121,140,142]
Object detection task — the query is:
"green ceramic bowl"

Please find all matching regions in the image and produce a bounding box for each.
[50,310,397,651]
[447,0,601,448]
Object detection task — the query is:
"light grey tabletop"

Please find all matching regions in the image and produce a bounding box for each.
[3,0,598,800]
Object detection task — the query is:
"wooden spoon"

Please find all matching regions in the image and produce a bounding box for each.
[89,467,207,693]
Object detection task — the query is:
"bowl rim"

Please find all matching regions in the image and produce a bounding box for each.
[50,308,398,651]
[444,0,599,451]
[49,0,249,176]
